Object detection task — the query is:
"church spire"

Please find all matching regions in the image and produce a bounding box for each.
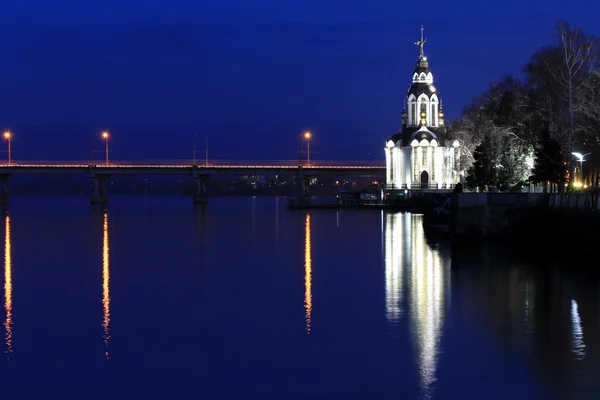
[414,25,426,59]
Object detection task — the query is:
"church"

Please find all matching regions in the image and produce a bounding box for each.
[384,27,461,190]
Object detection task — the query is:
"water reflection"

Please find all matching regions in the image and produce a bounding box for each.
[304,212,312,334]
[102,211,111,359]
[3,212,12,357]
[194,204,208,270]
[384,213,448,397]
[252,196,256,234]
[451,243,600,396]
[571,300,585,360]
[275,197,280,242]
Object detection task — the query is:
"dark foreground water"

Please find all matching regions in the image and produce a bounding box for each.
[0,196,598,397]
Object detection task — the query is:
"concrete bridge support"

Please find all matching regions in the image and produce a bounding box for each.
[90,175,109,205]
[300,177,312,198]
[193,175,209,204]
[0,175,9,205]
[297,176,313,205]
[295,167,312,204]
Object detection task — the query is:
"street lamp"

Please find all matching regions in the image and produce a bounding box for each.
[102,131,109,165]
[193,133,209,166]
[571,152,590,185]
[3,131,11,165]
[304,131,312,165]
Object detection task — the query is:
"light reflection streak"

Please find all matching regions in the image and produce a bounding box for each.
[102,212,111,359]
[252,196,256,234]
[523,280,535,346]
[570,299,585,360]
[384,213,403,322]
[4,213,12,356]
[304,212,312,334]
[384,213,446,397]
[275,197,280,243]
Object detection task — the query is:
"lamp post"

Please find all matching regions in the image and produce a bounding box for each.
[571,152,590,186]
[3,131,11,165]
[298,135,302,166]
[193,132,197,165]
[304,131,312,165]
[193,133,208,166]
[102,131,109,165]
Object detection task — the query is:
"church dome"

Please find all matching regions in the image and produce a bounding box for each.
[410,126,438,142]
[408,82,436,97]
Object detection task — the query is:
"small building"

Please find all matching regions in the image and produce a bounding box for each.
[384,26,461,190]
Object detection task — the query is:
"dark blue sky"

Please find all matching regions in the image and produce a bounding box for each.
[0,1,596,161]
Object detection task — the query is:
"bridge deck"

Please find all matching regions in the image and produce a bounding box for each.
[0,161,385,176]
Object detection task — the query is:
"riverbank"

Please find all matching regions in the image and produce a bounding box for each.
[422,192,600,253]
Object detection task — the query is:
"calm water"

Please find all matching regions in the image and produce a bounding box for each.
[0,196,598,397]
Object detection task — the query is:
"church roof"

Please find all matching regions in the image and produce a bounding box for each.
[413,57,431,76]
[408,82,437,98]
[410,126,438,142]
[388,125,446,147]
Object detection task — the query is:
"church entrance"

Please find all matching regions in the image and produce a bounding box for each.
[420,170,429,188]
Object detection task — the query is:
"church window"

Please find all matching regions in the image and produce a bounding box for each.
[431,103,436,126]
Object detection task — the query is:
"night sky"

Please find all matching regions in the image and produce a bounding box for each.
[0,1,597,162]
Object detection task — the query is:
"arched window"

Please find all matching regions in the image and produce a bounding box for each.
[430,95,438,126]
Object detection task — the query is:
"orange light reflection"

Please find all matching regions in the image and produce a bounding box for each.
[102,212,111,359]
[4,213,12,356]
[304,212,312,334]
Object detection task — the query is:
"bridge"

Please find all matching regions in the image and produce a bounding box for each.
[0,159,385,205]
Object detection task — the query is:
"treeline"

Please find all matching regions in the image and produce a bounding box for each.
[448,21,600,192]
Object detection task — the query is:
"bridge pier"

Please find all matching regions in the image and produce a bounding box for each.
[193,175,209,204]
[300,177,312,198]
[297,167,312,204]
[90,175,109,205]
[0,175,10,205]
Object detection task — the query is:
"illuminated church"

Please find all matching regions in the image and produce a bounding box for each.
[385,26,460,190]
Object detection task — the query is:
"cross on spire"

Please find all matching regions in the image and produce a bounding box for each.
[414,25,426,58]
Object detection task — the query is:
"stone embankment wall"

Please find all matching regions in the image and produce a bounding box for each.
[449,193,546,240]
[448,193,600,244]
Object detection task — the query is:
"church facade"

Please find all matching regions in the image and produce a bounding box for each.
[384,27,461,190]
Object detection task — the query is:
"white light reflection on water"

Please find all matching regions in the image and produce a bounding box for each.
[570,299,585,360]
[384,213,448,398]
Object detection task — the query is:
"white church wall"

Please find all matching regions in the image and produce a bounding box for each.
[385,146,392,185]
[402,147,411,188]
[434,147,443,186]
[395,147,403,188]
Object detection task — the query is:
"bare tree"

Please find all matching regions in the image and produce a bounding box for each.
[578,68,600,143]
[447,75,530,178]
[544,21,598,188]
